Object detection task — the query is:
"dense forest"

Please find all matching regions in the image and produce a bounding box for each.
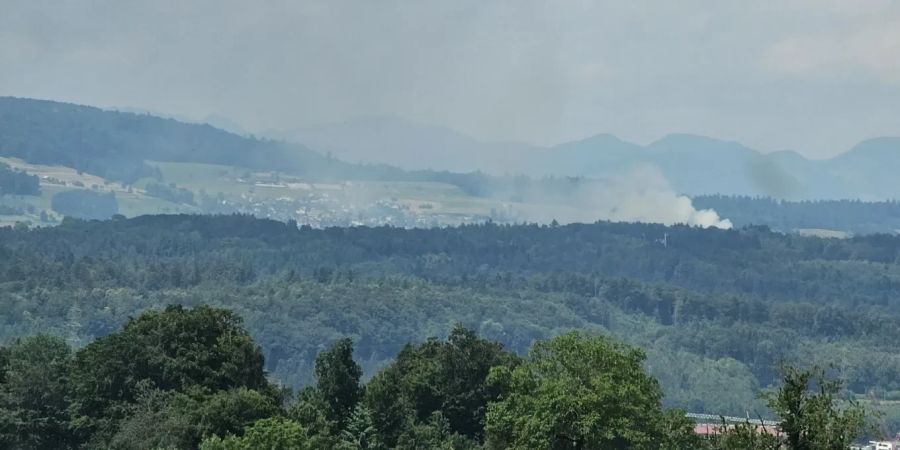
[694,195,900,234]
[2,214,900,429]
[0,162,40,196]
[0,305,874,449]
[144,182,196,206]
[50,190,120,220]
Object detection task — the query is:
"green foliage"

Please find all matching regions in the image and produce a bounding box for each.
[484,332,693,449]
[647,349,766,414]
[0,304,881,449]
[199,417,314,450]
[705,421,781,450]
[315,338,364,430]
[361,368,408,448]
[0,335,76,449]
[67,305,271,445]
[110,387,284,448]
[192,388,283,442]
[337,405,386,450]
[658,410,706,450]
[395,412,479,450]
[288,387,333,436]
[364,325,519,446]
[768,367,872,450]
[707,367,874,450]
[107,388,196,450]
[2,215,900,435]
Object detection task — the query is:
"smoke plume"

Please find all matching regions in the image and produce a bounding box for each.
[504,166,733,229]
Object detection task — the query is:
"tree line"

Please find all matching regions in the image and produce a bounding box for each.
[0,305,874,450]
[0,162,40,196]
[1,215,899,428]
[693,195,900,235]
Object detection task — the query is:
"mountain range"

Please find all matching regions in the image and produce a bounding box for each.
[275,117,900,200]
[0,97,482,189]
[1,97,898,200]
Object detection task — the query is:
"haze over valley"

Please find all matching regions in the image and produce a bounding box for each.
[276,115,900,201]
[3,2,900,449]
[2,97,900,236]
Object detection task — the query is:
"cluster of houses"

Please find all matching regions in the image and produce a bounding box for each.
[688,413,897,449]
[693,423,780,437]
[687,413,782,439]
[852,441,900,450]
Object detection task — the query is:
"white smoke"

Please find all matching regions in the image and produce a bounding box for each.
[507,166,733,229]
[601,166,733,229]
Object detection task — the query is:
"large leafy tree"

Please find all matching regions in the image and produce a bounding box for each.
[768,366,871,450]
[709,366,873,450]
[0,335,77,450]
[364,325,519,446]
[67,305,271,444]
[484,332,696,450]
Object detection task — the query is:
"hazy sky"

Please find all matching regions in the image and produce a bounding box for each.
[2,0,899,158]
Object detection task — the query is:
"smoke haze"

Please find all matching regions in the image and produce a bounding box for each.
[504,166,732,229]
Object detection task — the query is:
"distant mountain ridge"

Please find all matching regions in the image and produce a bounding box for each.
[0,97,358,183]
[268,116,541,173]
[0,97,567,205]
[2,97,898,200]
[281,118,900,200]
[0,97,494,194]
[544,133,900,200]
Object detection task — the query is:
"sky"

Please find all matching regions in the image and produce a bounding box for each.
[1,0,899,158]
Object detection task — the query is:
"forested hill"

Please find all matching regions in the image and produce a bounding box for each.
[10,214,900,299]
[0,97,325,182]
[3,214,900,423]
[693,195,900,235]
[0,97,494,192]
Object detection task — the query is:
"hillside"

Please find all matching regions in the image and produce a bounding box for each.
[0,97,350,182]
[0,98,518,227]
[0,97,496,188]
[3,214,900,428]
[0,98,725,229]
[693,196,900,235]
[3,97,900,234]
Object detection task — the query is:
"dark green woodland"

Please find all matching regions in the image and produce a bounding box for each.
[0,214,896,447]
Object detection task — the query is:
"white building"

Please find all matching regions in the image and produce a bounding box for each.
[850,442,900,450]
[865,441,900,450]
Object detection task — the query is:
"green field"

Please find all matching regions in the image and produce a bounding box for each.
[1,158,511,227]
[0,158,197,226]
